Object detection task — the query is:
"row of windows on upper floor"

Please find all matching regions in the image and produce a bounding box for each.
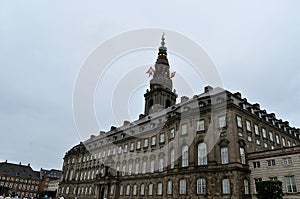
[236,115,300,141]
[0,176,39,184]
[60,177,250,196]
[0,181,38,191]
[238,101,298,135]
[63,144,247,181]
[65,118,213,165]
[252,156,296,168]
[236,115,298,148]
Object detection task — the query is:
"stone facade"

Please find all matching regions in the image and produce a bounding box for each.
[58,37,300,199]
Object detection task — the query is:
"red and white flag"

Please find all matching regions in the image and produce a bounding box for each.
[170,71,176,78]
[146,66,155,77]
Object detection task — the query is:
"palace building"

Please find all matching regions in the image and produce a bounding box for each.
[58,36,300,199]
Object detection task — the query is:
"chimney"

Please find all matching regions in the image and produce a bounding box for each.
[123,120,130,126]
[181,96,189,103]
[204,86,213,93]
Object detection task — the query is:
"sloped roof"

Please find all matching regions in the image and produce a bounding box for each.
[0,162,40,180]
[41,168,61,179]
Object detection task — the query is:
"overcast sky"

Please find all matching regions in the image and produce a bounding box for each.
[1,0,300,171]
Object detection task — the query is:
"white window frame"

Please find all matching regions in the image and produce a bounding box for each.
[198,143,207,165]
[221,147,229,164]
[197,119,205,131]
[182,145,189,167]
[181,123,188,135]
[197,178,206,194]
[236,116,242,128]
[246,120,251,131]
[179,179,187,194]
[167,181,172,195]
[157,183,162,195]
[222,179,230,194]
[218,115,226,128]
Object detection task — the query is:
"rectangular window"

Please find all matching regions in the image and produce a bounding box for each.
[246,120,251,131]
[218,115,226,128]
[282,137,286,147]
[151,136,156,146]
[222,179,230,194]
[253,161,260,168]
[267,159,276,166]
[283,157,292,165]
[130,142,135,151]
[160,133,165,143]
[167,181,172,195]
[144,138,149,148]
[118,146,122,154]
[179,179,187,194]
[170,128,175,138]
[285,176,297,193]
[197,178,206,194]
[269,131,273,142]
[197,119,205,131]
[221,147,229,164]
[181,123,188,135]
[247,135,252,142]
[254,124,259,135]
[244,179,249,194]
[264,143,268,148]
[256,139,261,145]
[157,183,162,195]
[262,128,267,138]
[136,141,141,149]
[240,147,246,164]
[236,116,242,128]
[124,144,128,153]
[274,134,280,144]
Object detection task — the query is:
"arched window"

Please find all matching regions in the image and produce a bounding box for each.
[198,143,207,165]
[159,158,164,172]
[135,161,140,175]
[182,145,189,167]
[126,184,130,196]
[122,163,126,176]
[142,161,147,174]
[150,159,155,173]
[140,184,145,196]
[157,183,163,195]
[128,162,133,175]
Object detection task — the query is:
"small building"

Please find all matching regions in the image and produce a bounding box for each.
[0,161,40,198]
[248,146,300,198]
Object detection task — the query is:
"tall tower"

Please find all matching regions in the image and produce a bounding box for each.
[144,34,178,115]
